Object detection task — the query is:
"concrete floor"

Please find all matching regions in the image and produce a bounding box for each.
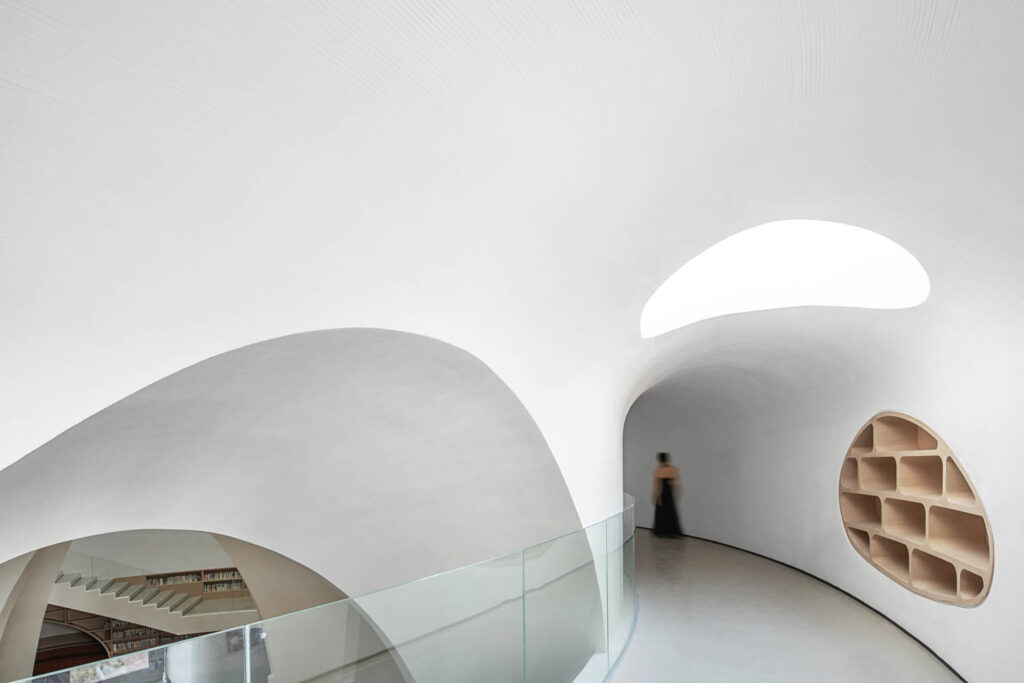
[612,531,960,682]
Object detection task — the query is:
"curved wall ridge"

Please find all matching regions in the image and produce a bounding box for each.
[0,329,581,599]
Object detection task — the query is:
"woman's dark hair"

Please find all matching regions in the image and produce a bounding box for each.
[657,451,670,464]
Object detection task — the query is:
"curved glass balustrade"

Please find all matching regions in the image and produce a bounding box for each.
[20,496,637,683]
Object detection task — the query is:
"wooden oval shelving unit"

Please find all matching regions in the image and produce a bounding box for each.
[839,412,993,606]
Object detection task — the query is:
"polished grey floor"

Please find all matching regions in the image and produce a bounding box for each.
[612,531,959,682]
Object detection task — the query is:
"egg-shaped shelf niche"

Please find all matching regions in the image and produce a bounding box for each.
[838,411,993,606]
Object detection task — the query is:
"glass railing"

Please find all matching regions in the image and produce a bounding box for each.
[22,495,636,683]
[58,550,152,585]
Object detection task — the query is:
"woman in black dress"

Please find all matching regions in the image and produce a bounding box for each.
[652,451,682,537]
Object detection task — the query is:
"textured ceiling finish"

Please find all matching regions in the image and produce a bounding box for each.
[2,0,1017,513]
[2,2,1024,676]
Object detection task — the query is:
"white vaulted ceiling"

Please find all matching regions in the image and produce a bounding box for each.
[3,2,1024,678]
[5,0,1020,516]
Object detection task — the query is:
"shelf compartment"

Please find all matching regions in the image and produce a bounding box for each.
[945,459,976,505]
[875,415,938,452]
[859,457,896,491]
[870,535,909,582]
[911,550,956,598]
[883,498,926,543]
[840,492,881,527]
[850,424,873,454]
[846,526,869,556]
[928,507,990,568]
[960,570,984,600]
[840,458,858,488]
[899,456,943,497]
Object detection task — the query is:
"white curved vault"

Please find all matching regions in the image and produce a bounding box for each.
[3,1,1024,681]
[0,329,581,594]
[640,220,930,338]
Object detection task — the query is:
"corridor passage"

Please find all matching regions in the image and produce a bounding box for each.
[612,531,960,682]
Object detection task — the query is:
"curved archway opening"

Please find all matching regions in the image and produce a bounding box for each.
[1,528,413,683]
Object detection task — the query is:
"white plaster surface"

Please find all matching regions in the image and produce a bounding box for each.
[0,330,581,598]
[3,0,1023,532]
[612,531,958,682]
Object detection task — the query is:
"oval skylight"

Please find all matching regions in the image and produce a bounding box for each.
[641,220,930,338]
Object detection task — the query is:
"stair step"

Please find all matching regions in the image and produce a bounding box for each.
[165,594,190,613]
[73,575,97,589]
[154,590,176,608]
[56,573,80,586]
[143,589,170,606]
[54,570,246,622]
[180,597,203,616]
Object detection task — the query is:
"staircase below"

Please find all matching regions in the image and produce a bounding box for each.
[50,569,257,638]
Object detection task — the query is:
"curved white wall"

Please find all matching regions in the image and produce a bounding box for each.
[3,0,1021,534]
[0,330,581,596]
[624,302,1024,681]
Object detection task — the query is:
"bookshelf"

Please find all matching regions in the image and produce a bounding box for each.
[43,606,206,657]
[838,411,994,607]
[113,566,250,600]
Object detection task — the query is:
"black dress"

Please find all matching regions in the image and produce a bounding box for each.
[654,477,682,537]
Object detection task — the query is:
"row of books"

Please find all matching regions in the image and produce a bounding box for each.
[146,573,202,586]
[111,637,159,653]
[109,633,195,653]
[203,580,245,592]
[113,627,153,640]
[204,570,241,581]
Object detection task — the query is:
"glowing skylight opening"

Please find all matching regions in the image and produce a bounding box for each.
[640,220,930,338]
